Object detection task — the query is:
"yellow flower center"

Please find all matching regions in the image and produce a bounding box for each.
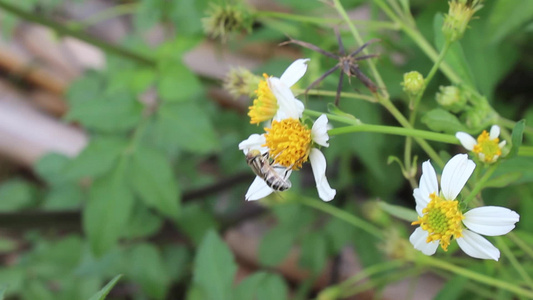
[248,74,278,124]
[263,118,312,170]
[472,130,502,163]
[411,193,464,251]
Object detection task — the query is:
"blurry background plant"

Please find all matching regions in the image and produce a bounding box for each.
[0,0,531,299]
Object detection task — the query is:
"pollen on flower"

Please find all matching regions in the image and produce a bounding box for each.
[411,193,464,251]
[263,118,312,170]
[473,130,502,163]
[248,74,278,124]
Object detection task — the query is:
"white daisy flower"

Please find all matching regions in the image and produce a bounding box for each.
[456,125,507,163]
[248,58,309,124]
[410,154,520,261]
[238,114,336,202]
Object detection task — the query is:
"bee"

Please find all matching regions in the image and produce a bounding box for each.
[246,149,292,191]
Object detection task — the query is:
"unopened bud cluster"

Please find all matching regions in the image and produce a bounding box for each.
[223,68,261,99]
[402,71,424,100]
[202,2,252,41]
[442,0,483,42]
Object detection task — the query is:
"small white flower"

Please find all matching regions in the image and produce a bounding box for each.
[410,154,520,261]
[238,114,336,202]
[456,125,506,163]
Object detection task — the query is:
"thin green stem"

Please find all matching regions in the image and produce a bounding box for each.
[420,255,533,298]
[328,125,459,144]
[341,266,422,297]
[256,11,399,30]
[298,196,383,240]
[67,3,138,29]
[462,165,497,206]
[0,0,155,66]
[496,237,533,288]
[424,41,451,88]
[508,232,533,259]
[295,89,377,103]
[338,260,405,290]
[499,117,533,135]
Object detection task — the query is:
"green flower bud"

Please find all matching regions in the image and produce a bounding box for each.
[435,85,467,113]
[442,0,483,42]
[461,104,498,131]
[402,71,424,98]
[202,3,252,42]
[223,67,261,99]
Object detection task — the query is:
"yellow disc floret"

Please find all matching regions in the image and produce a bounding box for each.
[472,130,502,163]
[411,193,464,251]
[248,74,278,124]
[263,118,312,170]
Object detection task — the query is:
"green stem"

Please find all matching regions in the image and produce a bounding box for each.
[499,117,533,135]
[462,165,497,206]
[295,89,377,103]
[67,3,138,29]
[329,125,459,144]
[256,11,399,30]
[0,1,155,66]
[496,237,533,288]
[507,232,533,259]
[518,146,533,157]
[420,255,533,298]
[298,196,383,240]
[338,260,405,289]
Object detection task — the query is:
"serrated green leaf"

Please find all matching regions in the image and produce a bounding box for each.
[259,226,296,267]
[62,137,128,181]
[127,244,170,300]
[176,203,218,245]
[0,179,38,211]
[122,204,163,239]
[157,63,202,102]
[235,272,288,300]
[84,167,135,256]
[193,230,237,300]
[66,71,104,106]
[65,92,142,133]
[129,146,180,219]
[508,119,525,159]
[422,108,467,133]
[88,274,123,300]
[154,102,219,154]
[433,14,475,87]
[42,184,83,210]
[169,0,208,35]
[378,202,418,222]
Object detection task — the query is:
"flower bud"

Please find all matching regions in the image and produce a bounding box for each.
[435,85,467,113]
[402,71,424,99]
[202,3,252,41]
[461,104,498,131]
[223,67,261,99]
[442,0,483,42]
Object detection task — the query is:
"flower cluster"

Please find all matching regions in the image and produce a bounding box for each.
[238,59,336,201]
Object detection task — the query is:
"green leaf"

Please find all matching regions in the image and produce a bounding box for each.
[162,245,191,281]
[42,184,83,210]
[488,0,533,45]
[434,275,468,300]
[176,203,218,245]
[157,63,202,102]
[62,137,128,181]
[127,244,170,300]
[193,230,237,300]
[323,217,355,254]
[299,233,327,274]
[508,119,525,159]
[433,14,475,87]
[169,0,208,35]
[378,202,418,222]
[235,272,288,300]
[422,108,467,133]
[0,285,6,300]
[484,172,523,188]
[66,71,104,106]
[491,157,533,185]
[122,204,163,239]
[129,146,180,219]
[83,167,135,256]
[154,102,219,154]
[34,153,70,185]
[0,179,38,211]
[134,0,163,31]
[88,274,123,300]
[65,92,142,133]
[259,226,296,267]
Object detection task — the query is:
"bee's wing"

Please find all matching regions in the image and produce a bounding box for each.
[272,165,293,180]
[245,176,274,201]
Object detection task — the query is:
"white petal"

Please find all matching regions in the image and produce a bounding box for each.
[456,229,500,261]
[309,148,336,201]
[245,176,274,201]
[413,188,429,216]
[269,77,301,120]
[489,125,500,140]
[409,227,439,256]
[279,58,310,87]
[238,134,267,154]
[455,132,477,151]
[311,114,330,147]
[419,160,439,199]
[463,206,520,236]
[441,154,475,201]
[499,140,506,148]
